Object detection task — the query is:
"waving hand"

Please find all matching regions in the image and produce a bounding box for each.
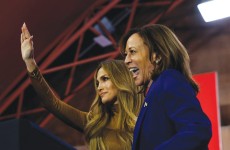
[20,23,36,72]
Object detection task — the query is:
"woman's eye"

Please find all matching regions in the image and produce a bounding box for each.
[102,76,109,81]
[130,50,136,54]
[96,82,99,87]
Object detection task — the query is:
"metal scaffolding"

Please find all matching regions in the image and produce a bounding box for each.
[0,0,183,128]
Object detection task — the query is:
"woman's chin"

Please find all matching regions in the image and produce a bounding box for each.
[134,78,144,86]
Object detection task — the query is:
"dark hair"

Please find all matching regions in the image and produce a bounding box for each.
[119,24,199,93]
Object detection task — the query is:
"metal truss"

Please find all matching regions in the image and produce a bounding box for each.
[0,0,184,127]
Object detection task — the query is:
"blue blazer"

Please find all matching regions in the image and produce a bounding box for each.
[132,69,212,150]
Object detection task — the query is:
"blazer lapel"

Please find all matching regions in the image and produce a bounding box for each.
[132,87,153,149]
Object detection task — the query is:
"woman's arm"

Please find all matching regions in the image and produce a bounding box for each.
[156,70,212,150]
[21,23,87,132]
[29,67,87,131]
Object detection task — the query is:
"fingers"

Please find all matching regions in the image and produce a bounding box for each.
[20,33,23,43]
[21,22,34,45]
[21,23,31,39]
[29,36,34,46]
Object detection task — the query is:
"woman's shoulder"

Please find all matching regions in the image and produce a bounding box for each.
[161,68,183,77]
[159,69,185,82]
[157,69,190,90]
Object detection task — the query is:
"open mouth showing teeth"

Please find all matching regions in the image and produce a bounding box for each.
[129,68,139,74]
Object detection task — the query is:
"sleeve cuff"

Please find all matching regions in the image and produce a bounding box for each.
[28,67,40,79]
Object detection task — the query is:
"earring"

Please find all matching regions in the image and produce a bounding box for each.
[155,59,160,64]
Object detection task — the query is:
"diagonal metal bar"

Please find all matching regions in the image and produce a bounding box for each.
[102,1,171,9]
[165,0,184,14]
[125,0,139,33]
[97,21,117,47]
[65,18,90,96]
[16,93,24,119]
[149,13,165,25]
[39,0,120,70]
[0,79,30,115]
[0,107,46,121]
[42,52,118,74]
[90,27,101,35]
[65,34,85,96]
[149,0,184,24]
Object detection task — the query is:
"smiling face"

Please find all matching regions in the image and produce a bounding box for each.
[96,67,118,104]
[124,33,155,86]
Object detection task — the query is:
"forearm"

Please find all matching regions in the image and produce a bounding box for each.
[28,67,88,131]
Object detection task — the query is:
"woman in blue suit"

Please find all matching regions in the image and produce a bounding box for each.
[120,24,212,150]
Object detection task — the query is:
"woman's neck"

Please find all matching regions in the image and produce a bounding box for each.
[145,80,153,95]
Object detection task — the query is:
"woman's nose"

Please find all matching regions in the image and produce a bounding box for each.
[97,82,102,91]
[124,54,131,65]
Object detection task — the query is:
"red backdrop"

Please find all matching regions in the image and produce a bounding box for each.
[193,72,221,150]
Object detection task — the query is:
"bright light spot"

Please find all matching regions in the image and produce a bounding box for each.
[197,0,230,22]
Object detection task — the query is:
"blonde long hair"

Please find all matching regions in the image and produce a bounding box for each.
[84,59,143,150]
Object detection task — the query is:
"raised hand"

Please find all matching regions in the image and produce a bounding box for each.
[20,23,36,72]
[20,23,34,61]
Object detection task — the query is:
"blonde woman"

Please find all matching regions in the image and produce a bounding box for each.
[20,23,143,150]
